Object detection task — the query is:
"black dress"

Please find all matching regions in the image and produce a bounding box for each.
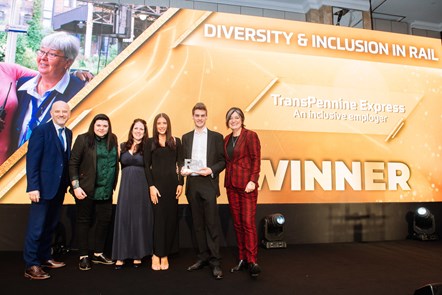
[112,149,153,260]
[144,137,183,257]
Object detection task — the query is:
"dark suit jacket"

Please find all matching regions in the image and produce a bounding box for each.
[26,121,72,200]
[69,133,119,197]
[182,129,225,196]
[10,75,85,153]
[224,128,261,190]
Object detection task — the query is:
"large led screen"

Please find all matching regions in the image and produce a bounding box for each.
[1,8,441,204]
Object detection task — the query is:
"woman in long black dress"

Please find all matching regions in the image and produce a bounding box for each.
[144,113,183,271]
[112,119,153,269]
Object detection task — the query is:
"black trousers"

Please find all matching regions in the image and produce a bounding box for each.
[75,197,113,257]
[186,176,221,266]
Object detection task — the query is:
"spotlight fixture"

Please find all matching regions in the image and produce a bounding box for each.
[262,213,287,249]
[138,14,147,21]
[413,207,438,241]
[77,21,85,29]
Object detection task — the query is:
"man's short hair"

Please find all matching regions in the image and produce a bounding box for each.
[192,102,207,115]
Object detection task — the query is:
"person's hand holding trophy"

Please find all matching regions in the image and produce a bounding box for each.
[181,159,212,176]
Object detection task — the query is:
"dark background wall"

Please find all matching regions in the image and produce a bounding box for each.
[0,202,441,251]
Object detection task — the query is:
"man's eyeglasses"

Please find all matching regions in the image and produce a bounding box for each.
[36,49,67,60]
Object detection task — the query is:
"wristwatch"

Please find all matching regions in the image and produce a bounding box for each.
[72,180,80,189]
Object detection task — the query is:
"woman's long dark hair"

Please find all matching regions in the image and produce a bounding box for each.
[151,113,176,150]
[122,118,148,154]
[86,113,117,151]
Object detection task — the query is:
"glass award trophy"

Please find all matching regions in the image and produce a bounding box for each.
[184,159,204,173]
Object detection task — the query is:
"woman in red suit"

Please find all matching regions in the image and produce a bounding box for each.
[223,107,261,278]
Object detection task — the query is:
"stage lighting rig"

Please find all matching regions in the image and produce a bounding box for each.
[413,207,438,241]
[262,213,287,249]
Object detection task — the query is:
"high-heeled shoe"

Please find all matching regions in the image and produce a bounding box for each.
[230,260,247,273]
[160,257,169,270]
[133,260,142,268]
[151,255,160,271]
[115,260,124,270]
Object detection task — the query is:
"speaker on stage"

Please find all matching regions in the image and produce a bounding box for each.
[414,283,442,295]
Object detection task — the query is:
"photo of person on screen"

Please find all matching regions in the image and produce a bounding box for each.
[0,61,92,166]
[8,31,86,158]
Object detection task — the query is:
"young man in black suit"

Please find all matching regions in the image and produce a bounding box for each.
[181,102,225,280]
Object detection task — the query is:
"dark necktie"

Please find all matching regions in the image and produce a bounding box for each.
[58,128,65,150]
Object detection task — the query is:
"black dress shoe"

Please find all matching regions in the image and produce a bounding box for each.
[79,257,92,271]
[187,260,208,271]
[42,259,66,269]
[230,260,247,273]
[24,266,50,280]
[212,265,223,280]
[249,263,261,277]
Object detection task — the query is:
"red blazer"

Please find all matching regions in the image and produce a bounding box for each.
[224,128,261,190]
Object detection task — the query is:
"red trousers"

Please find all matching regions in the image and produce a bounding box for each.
[227,187,258,263]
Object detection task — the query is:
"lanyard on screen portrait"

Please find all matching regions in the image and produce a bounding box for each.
[19,91,58,146]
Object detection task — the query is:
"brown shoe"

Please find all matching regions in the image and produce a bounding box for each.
[42,259,66,269]
[24,266,50,280]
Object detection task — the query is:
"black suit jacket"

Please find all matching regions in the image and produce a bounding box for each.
[182,129,225,196]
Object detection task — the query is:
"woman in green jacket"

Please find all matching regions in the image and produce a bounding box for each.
[69,113,119,271]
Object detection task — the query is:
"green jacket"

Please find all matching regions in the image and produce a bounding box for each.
[69,133,119,198]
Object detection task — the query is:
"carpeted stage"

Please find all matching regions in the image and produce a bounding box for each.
[1,240,442,295]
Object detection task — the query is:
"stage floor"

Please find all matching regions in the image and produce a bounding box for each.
[2,240,441,295]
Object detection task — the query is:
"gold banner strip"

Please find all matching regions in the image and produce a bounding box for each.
[385,117,405,142]
[246,77,278,112]
[172,11,212,48]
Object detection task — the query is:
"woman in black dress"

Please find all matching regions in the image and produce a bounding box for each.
[144,113,183,271]
[112,119,153,269]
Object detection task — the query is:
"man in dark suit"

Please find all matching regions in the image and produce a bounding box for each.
[23,101,72,280]
[181,102,225,280]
